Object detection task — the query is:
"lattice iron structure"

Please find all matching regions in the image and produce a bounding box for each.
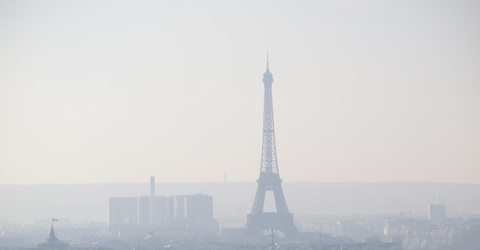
[246,56,299,238]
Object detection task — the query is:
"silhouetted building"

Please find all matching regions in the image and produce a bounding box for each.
[138,196,150,225]
[164,195,186,226]
[186,194,214,230]
[109,197,138,225]
[108,177,217,234]
[187,194,213,220]
[151,196,168,225]
[37,225,69,249]
[175,195,186,220]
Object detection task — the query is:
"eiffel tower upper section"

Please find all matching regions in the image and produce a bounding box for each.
[260,54,279,176]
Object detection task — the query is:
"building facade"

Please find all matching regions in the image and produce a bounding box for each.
[108,194,216,231]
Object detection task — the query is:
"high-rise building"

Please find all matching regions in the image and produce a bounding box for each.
[109,197,138,225]
[108,177,217,233]
[164,195,187,226]
[175,195,186,220]
[428,193,446,221]
[166,196,176,225]
[186,194,213,220]
[138,196,151,225]
[186,194,214,231]
[151,196,168,225]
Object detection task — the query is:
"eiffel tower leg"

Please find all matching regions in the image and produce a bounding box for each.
[273,182,289,214]
[251,182,266,214]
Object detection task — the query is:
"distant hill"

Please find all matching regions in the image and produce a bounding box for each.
[0,182,478,224]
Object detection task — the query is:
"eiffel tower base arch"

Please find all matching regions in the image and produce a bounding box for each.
[246,212,299,239]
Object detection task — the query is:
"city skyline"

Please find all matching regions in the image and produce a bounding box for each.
[1,1,479,185]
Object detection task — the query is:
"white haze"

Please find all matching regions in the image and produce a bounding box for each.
[0,1,479,184]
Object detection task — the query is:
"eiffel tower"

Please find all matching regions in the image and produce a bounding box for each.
[246,55,299,238]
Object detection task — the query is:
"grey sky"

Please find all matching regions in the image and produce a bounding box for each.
[0,0,479,184]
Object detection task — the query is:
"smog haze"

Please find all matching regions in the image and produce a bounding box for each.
[0,1,479,185]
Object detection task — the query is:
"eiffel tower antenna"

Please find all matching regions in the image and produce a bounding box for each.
[267,53,269,70]
[246,55,298,238]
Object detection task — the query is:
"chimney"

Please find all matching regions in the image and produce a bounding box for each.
[150,176,155,197]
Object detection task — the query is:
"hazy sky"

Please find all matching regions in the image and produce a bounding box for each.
[1,0,479,184]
